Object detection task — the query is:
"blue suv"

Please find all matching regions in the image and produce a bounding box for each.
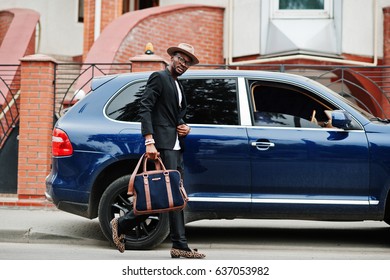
[45,70,390,249]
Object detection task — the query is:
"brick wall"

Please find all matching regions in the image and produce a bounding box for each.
[101,0,122,32]
[18,55,55,199]
[114,7,224,65]
[83,0,124,61]
[383,6,390,117]
[129,53,167,72]
[0,11,13,46]
[83,0,95,61]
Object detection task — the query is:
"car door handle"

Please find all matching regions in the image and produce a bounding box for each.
[251,141,275,151]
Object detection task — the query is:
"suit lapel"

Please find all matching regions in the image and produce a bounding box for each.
[165,68,186,120]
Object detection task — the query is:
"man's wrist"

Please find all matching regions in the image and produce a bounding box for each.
[145,139,155,145]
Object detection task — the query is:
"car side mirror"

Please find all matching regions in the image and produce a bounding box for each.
[331,110,352,129]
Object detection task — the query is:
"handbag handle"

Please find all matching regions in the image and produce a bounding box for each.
[127,153,165,195]
[142,155,165,172]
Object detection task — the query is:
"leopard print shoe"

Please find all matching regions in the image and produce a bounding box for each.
[170,248,206,259]
[110,217,125,253]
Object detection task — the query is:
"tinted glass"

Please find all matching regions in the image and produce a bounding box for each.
[254,112,320,128]
[107,78,239,126]
[106,81,147,122]
[180,78,239,125]
[249,80,335,128]
[279,0,324,9]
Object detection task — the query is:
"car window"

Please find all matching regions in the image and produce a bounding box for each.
[106,81,147,122]
[180,78,239,125]
[248,80,337,128]
[106,78,239,125]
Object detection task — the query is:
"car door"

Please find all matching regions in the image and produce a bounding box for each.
[246,79,370,218]
[180,77,251,213]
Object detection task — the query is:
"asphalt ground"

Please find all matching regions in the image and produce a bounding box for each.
[1,206,389,280]
[1,206,390,251]
[0,207,108,246]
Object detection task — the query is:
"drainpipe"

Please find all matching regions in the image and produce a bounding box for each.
[228,0,378,67]
[226,0,233,67]
[94,0,102,41]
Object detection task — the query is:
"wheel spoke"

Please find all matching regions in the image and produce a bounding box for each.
[111,202,127,214]
[139,221,150,235]
[118,193,132,208]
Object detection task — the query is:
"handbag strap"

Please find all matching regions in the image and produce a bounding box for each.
[128,153,145,195]
[127,154,166,195]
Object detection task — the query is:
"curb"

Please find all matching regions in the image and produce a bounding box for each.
[0,229,109,247]
[0,197,55,209]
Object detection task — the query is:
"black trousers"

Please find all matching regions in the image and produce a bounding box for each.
[118,150,188,249]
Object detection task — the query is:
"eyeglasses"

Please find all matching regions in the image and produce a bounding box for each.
[176,55,192,67]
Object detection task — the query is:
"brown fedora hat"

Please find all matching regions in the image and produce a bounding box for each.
[167,43,199,65]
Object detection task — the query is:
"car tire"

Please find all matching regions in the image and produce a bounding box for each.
[98,174,170,250]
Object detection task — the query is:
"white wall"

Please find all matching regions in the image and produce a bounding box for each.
[1,0,389,60]
[342,0,390,59]
[164,0,390,60]
[0,0,83,57]
[231,0,260,57]
[342,0,376,57]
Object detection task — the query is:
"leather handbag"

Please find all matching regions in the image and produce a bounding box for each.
[128,153,188,215]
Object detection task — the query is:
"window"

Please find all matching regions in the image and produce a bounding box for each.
[106,78,239,126]
[279,0,324,9]
[249,81,336,128]
[262,0,340,56]
[180,78,239,125]
[78,0,84,23]
[271,0,332,19]
[135,0,159,10]
[122,0,159,13]
[106,81,147,122]
[122,0,130,14]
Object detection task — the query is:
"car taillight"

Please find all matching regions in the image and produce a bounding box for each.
[52,128,73,157]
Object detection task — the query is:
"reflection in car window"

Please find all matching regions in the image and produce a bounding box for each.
[180,78,239,125]
[106,78,239,126]
[254,112,320,128]
[249,80,336,128]
[106,81,147,122]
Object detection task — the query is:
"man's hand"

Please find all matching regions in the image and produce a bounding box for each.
[145,144,159,160]
[177,124,191,137]
[144,134,159,159]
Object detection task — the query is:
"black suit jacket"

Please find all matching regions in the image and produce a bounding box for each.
[138,68,187,150]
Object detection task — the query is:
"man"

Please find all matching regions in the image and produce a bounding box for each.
[110,43,205,259]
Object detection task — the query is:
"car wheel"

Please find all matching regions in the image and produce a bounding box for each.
[98,174,170,249]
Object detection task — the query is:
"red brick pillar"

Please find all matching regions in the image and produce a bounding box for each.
[18,54,56,200]
[101,0,123,31]
[129,54,167,73]
[83,0,95,61]
[384,7,390,65]
[383,7,390,116]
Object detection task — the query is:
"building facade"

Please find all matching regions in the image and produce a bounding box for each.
[1,0,390,202]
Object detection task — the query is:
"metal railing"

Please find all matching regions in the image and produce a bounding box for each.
[51,63,390,120]
[0,64,21,148]
[1,62,389,149]
[54,63,132,118]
